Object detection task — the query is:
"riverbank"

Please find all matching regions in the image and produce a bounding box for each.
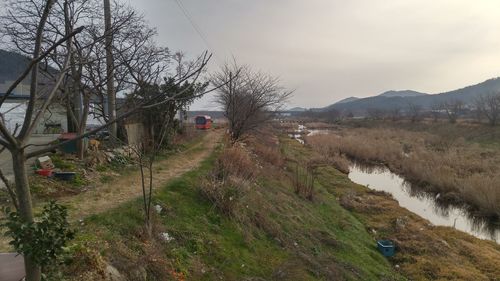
[348,163,499,242]
[306,122,500,220]
[285,136,500,280]
[57,128,500,280]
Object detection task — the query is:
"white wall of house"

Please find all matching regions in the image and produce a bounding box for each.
[0,101,68,134]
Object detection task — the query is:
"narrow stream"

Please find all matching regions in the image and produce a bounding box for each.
[348,164,500,243]
[289,124,499,242]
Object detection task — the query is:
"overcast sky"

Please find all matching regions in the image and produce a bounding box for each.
[132,0,500,110]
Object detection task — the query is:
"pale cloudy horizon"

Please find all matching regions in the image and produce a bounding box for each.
[132,0,500,110]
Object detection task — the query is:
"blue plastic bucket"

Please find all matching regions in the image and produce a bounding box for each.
[377,240,395,257]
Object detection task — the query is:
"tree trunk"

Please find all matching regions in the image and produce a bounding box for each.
[12,150,41,281]
[104,0,117,139]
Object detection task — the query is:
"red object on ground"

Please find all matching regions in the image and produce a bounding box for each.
[36,169,53,177]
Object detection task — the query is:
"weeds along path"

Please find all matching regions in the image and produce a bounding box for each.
[0,130,221,252]
[63,129,222,221]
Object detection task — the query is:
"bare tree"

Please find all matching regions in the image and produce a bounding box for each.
[3,0,175,159]
[0,1,81,279]
[0,1,211,279]
[212,62,292,143]
[103,0,117,139]
[126,79,207,236]
[407,102,422,123]
[430,103,441,122]
[441,100,464,124]
[475,93,500,126]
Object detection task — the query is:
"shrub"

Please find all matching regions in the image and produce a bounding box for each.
[2,201,75,271]
[200,146,256,216]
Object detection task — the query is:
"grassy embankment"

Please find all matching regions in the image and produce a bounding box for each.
[307,120,500,219]
[60,126,500,280]
[291,132,500,280]
[62,131,403,281]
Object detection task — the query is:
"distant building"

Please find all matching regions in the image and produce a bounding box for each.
[0,82,68,134]
[0,80,30,96]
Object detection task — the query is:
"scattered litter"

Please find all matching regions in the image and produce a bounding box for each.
[54,172,76,181]
[161,232,174,242]
[154,205,163,214]
[395,264,400,269]
[37,156,55,170]
[395,217,408,229]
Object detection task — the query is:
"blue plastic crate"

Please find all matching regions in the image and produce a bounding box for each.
[377,240,395,257]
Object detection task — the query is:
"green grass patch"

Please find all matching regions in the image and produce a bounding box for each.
[66,137,403,280]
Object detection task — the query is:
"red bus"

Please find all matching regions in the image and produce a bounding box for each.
[195,115,212,129]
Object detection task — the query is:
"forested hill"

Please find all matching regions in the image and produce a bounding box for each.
[325,78,500,114]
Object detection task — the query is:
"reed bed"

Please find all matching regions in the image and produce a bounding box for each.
[306,128,500,218]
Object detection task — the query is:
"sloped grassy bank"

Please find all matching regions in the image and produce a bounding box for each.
[62,134,403,280]
[290,137,500,280]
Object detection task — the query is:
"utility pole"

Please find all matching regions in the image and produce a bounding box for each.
[104,0,117,139]
[175,52,185,129]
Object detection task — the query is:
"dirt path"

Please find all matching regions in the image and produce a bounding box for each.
[0,130,222,251]
[64,129,221,220]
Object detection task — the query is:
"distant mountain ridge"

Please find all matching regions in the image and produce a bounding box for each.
[288,107,308,112]
[325,78,500,114]
[378,90,427,98]
[335,97,359,104]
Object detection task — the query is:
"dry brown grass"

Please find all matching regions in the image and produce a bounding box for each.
[305,135,350,174]
[307,127,500,218]
[336,188,500,281]
[200,145,256,216]
[249,132,285,167]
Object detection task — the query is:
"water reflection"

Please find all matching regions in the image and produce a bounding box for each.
[288,134,304,144]
[349,163,500,243]
[307,129,331,136]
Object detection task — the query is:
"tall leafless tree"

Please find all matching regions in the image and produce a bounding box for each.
[430,103,442,122]
[0,1,212,279]
[441,100,464,124]
[212,62,292,143]
[103,0,117,139]
[475,93,500,126]
[407,102,422,123]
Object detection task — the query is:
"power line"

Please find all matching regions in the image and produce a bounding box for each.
[172,0,224,66]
